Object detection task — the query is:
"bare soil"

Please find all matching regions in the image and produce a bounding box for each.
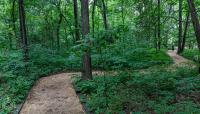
[20,73,85,114]
[166,50,196,71]
[167,50,189,64]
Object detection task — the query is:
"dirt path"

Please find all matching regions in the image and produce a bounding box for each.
[20,73,85,114]
[167,50,190,65]
[19,51,192,114]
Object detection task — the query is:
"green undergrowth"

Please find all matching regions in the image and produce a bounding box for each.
[0,46,69,113]
[74,67,200,114]
[181,49,199,61]
[92,48,172,70]
[0,44,172,113]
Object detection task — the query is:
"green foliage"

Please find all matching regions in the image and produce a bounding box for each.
[0,45,70,113]
[0,41,172,113]
[74,67,200,114]
[181,49,200,61]
[0,0,199,113]
[92,47,172,70]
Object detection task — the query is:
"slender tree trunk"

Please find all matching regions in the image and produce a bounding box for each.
[177,0,183,54]
[187,0,200,50]
[56,13,63,50]
[73,0,80,42]
[180,11,190,52]
[81,0,92,80]
[121,0,125,25]
[12,0,18,48]
[62,13,75,43]
[12,0,16,35]
[18,0,28,63]
[157,0,161,50]
[8,31,13,49]
[154,25,158,50]
[92,0,96,38]
[102,0,108,30]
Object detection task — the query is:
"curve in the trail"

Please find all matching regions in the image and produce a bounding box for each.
[167,50,190,64]
[19,51,191,114]
[20,73,85,114]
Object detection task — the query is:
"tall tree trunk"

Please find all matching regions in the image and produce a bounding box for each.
[18,0,28,63]
[121,0,125,25]
[56,13,63,50]
[187,0,200,73]
[8,31,13,49]
[92,0,96,38]
[187,0,200,50]
[12,0,18,48]
[102,0,108,30]
[154,25,158,50]
[81,0,92,80]
[73,0,80,42]
[157,0,161,50]
[180,10,190,52]
[177,0,183,54]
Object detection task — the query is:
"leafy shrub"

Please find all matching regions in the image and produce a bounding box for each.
[0,45,72,114]
[0,42,172,113]
[181,49,199,61]
[74,67,200,113]
[92,48,172,70]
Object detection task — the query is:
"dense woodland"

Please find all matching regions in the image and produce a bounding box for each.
[0,0,200,113]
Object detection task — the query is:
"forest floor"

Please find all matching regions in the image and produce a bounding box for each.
[19,50,192,114]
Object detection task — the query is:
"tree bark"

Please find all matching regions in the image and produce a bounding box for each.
[157,0,161,50]
[154,25,158,50]
[180,11,190,52]
[56,13,63,50]
[73,0,80,42]
[11,0,18,48]
[81,0,92,80]
[8,31,13,49]
[102,0,108,30]
[121,0,125,25]
[177,0,183,54]
[187,0,200,50]
[18,0,28,62]
[92,0,96,38]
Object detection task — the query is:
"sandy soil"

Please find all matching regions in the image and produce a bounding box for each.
[20,73,85,114]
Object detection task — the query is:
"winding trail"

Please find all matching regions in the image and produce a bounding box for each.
[167,50,190,65]
[20,73,85,114]
[19,50,191,114]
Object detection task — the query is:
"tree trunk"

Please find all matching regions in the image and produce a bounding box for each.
[177,0,183,54]
[180,11,190,52]
[18,0,28,63]
[187,0,200,50]
[92,0,96,38]
[81,0,92,80]
[8,31,13,49]
[121,0,125,25]
[56,13,62,50]
[102,0,108,30]
[12,0,18,48]
[157,0,161,50]
[73,0,80,42]
[154,25,158,50]
[187,0,200,73]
